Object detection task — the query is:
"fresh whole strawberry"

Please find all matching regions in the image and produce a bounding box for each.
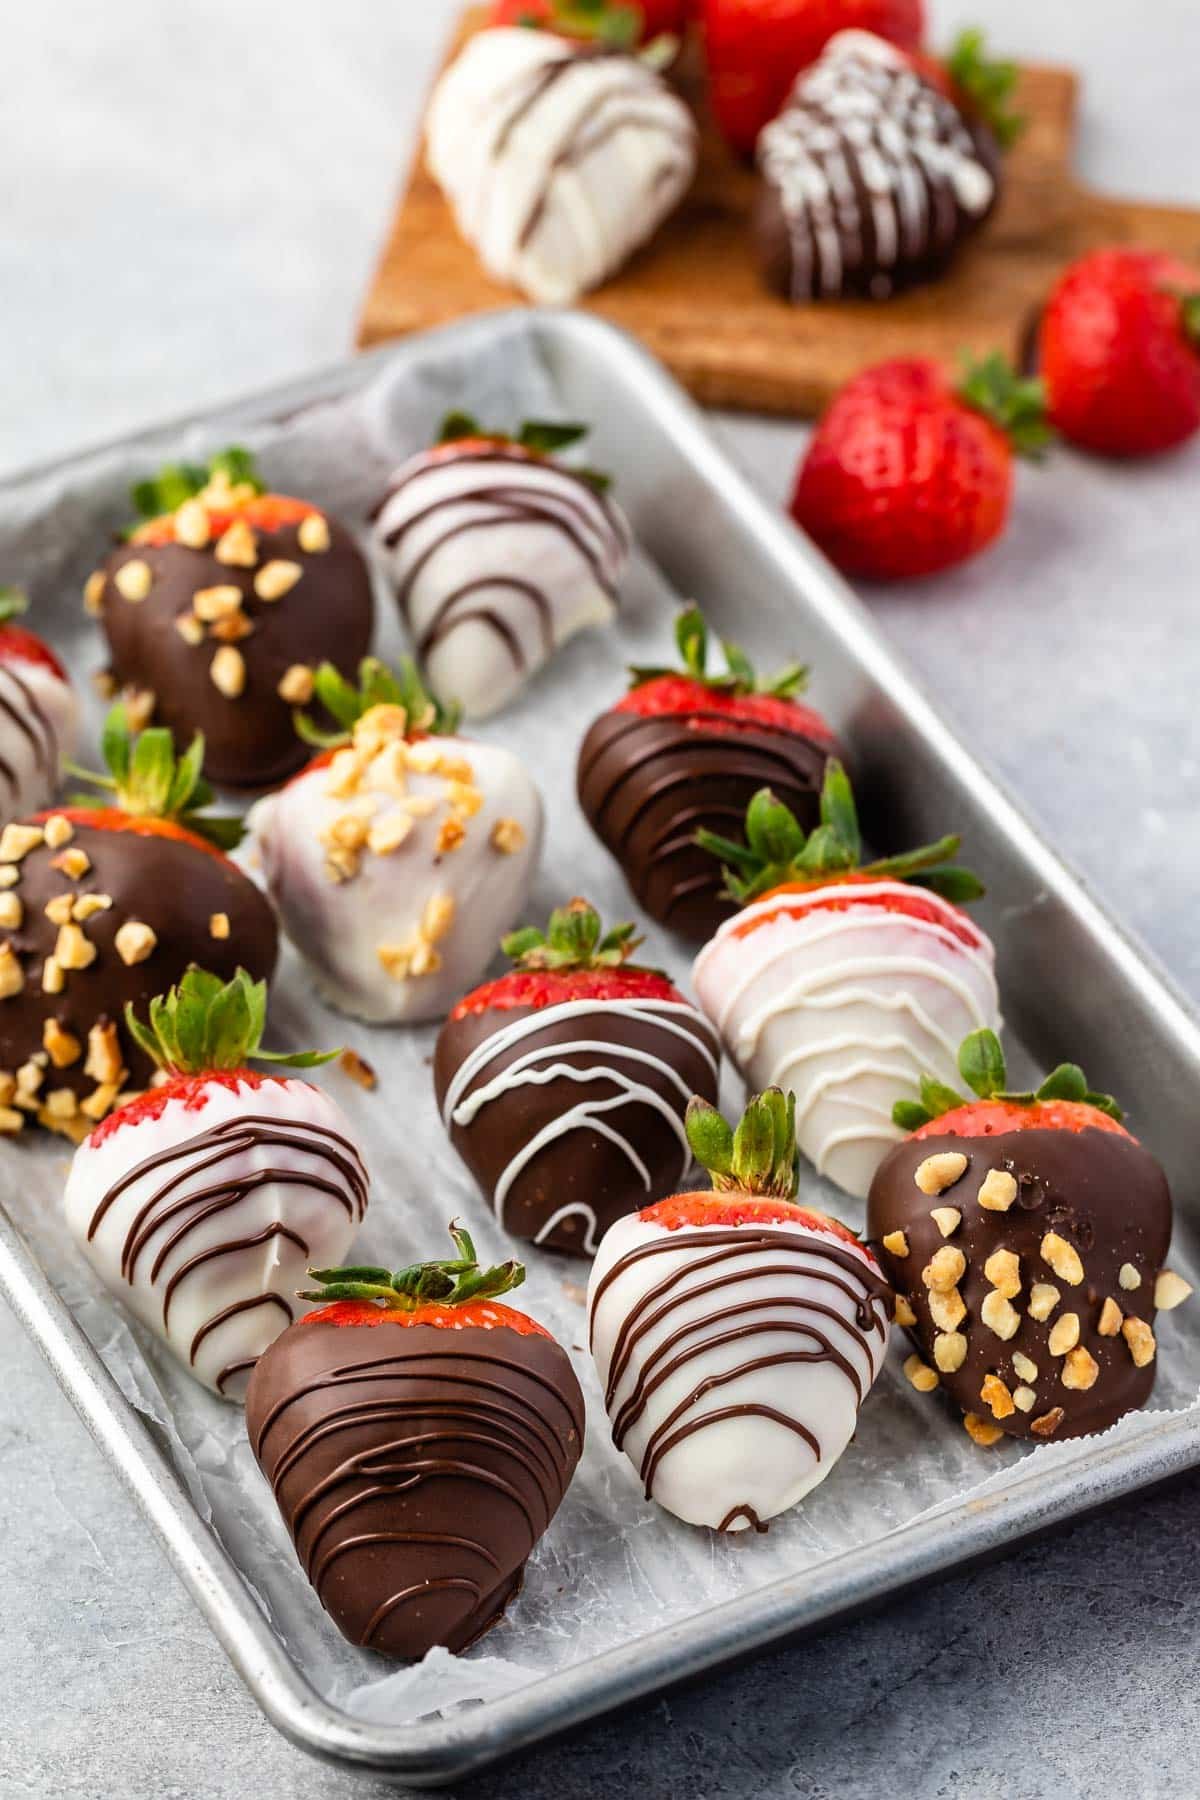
[85,447,374,790]
[245,1222,585,1658]
[704,0,925,157]
[867,1028,1189,1444]
[434,897,720,1254]
[62,967,365,1400]
[791,354,1051,581]
[578,606,838,940]
[0,702,277,1141]
[488,0,689,41]
[1038,248,1200,457]
[691,763,999,1200]
[0,587,78,828]
[589,1086,891,1528]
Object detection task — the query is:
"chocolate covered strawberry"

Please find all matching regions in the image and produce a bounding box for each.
[867,1029,1188,1444]
[691,765,998,1201]
[435,898,719,1254]
[249,657,542,1025]
[63,967,366,1400]
[0,587,78,827]
[589,1088,891,1529]
[85,447,374,790]
[578,607,838,942]
[0,704,276,1140]
[245,1223,585,1659]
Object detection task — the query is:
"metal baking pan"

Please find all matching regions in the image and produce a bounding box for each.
[2,310,1200,1784]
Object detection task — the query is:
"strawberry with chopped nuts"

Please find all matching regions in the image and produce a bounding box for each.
[86,447,373,791]
[248,657,541,1026]
[0,587,78,827]
[0,702,276,1140]
[63,966,366,1401]
[867,1028,1185,1444]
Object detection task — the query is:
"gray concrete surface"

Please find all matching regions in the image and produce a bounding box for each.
[3,3,1198,1796]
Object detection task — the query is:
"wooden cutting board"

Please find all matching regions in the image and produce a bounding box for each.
[358,10,1200,416]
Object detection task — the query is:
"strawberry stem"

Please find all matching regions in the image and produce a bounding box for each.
[294,655,461,750]
[436,411,611,492]
[945,28,1026,149]
[0,586,28,627]
[957,352,1054,461]
[686,1089,799,1199]
[892,1027,1123,1130]
[129,446,263,523]
[628,605,808,701]
[66,702,245,851]
[125,966,339,1077]
[502,897,648,973]
[299,1221,525,1310]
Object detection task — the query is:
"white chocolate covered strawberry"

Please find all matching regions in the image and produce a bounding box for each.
[63,968,368,1400]
[249,659,542,1024]
[692,767,1000,1202]
[0,588,77,825]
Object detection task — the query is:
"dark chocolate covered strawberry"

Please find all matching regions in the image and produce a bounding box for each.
[867,1029,1189,1445]
[0,703,277,1140]
[245,1223,585,1659]
[434,898,720,1255]
[63,967,366,1400]
[0,587,78,826]
[578,607,839,942]
[85,448,374,790]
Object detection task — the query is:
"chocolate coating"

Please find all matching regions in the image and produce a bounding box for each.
[867,1127,1173,1440]
[0,820,278,1111]
[434,995,721,1255]
[245,1317,585,1659]
[577,707,837,941]
[97,516,373,790]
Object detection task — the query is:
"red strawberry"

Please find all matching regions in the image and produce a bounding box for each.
[868,1028,1187,1445]
[434,897,720,1254]
[488,0,689,42]
[0,585,68,682]
[1038,248,1200,458]
[579,606,839,940]
[245,1223,585,1659]
[0,587,77,827]
[703,0,924,157]
[791,354,1051,581]
[63,967,364,1400]
[0,702,277,1140]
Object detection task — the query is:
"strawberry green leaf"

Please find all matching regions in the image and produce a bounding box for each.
[958,1028,1008,1099]
[294,655,461,749]
[438,410,482,443]
[1085,1090,1124,1122]
[893,1099,934,1132]
[958,352,1055,461]
[518,420,590,454]
[628,605,809,700]
[1036,1062,1088,1103]
[125,966,338,1076]
[896,1030,1127,1132]
[945,28,1026,149]
[129,447,263,520]
[299,1220,526,1311]
[920,1074,966,1118]
[502,897,651,974]
[68,703,244,851]
[687,1088,799,1199]
[0,587,28,626]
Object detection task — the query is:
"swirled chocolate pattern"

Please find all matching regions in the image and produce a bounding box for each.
[589,1217,891,1529]
[245,1318,585,1659]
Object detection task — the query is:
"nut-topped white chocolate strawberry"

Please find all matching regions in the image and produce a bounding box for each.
[691,766,1000,1202]
[248,658,542,1024]
[63,967,368,1401]
[371,414,630,721]
[0,588,77,826]
[588,1088,892,1531]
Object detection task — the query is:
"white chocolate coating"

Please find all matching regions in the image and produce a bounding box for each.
[588,1211,890,1529]
[426,28,697,305]
[692,883,1001,1200]
[373,445,630,720]
[0,658,77,825]
[249,721,542,1025]
[63,1076,369,1401]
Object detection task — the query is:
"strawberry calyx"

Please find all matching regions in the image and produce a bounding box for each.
[0,586,29,629]
[957,352,1054,461]
[943,28,1026,149]
[66,702,245,853]
[697,761,984,908]
[495,0,643,50]
[435,410,611,492]
[502,896,652,976]
[627,605,809,705]
[685,1087,800,1201]
[124,965,338,1079]
[298,1220,529,1320]
[293,655,461,752]
[893,1027,1125,1134]
[1170,287,1200,352]
[643,1189,865,1248]
[126,446,267,538]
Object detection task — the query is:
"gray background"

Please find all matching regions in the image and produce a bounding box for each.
[3,3,1198,1796]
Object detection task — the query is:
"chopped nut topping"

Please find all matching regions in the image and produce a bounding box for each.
[1013,1385,1036,1413]
[277,663,315,705]
[366,814,414,857]
[435,816,466,856]
[254,559,303,601]
[85,1020,124,1087]
[338,1048,377,1090]
[922,1245,967,1292]
[325,747,365,800]
[297,512,331,554]
[928,1285,967,1332]
[0,1105,21,1135]
[1040,1231,1084,1286]
[1097,1297,1123,1337]
[41,957,63,995]
[405,741,441,775]
[210,645,246,699]
[0,1073,14,1107]
[44,895,75,926]
[194,583,244,623]
[981,1373,1015,1419]
[934,1331,967,1373]
[0,943,24,999]
[0,823,44,863]
[325,814,370,854]
[490,816,527,855]
[214,518,258,567]
[83,570,106,615]
[1028,1282,1060,1322]
[73,894,113,923]
[401,795,438,820]
[977,1168,1018,1212]
[1012,1350,1039,1383]
[114,558,153,602]
[54,922,97,971]
[980,1289,1020,1341]
[378,943,412,980]
[984,1248,1021,1299]
[964,1412,1004,1447]
[175,612,206,646]
[894,1293,917,1328]
[80,1081,124,1122]
[1047,1312,1081,1356]
[114,920,157,966]
[421,893,456,944]
[122,686,156,731]
[0,894,22,932]
[1122,1315,1156,1368]
[447,781,483,819]
[881,1229,910,1257]
[51,848,91,881]
[1155,1270,1192,1311]
[175,499,211,548]
[323,846,360,885]
[43,815,74,851]
[438,755,475,783]
[1030,1406,1065,1439]
[15,1057,45,1103]
[43,1019,82,1069]
[409,939,443,978]
[903,1353,938,1393]
[0,867,17,889]
[209,912,231,940]
[211,612,254,643]
[1118,1263,1142,1292]
[930,1206,962,1238]
[914,1151,968,1196]
[40,1103,90,1144]
[1061,1345,1099,1391]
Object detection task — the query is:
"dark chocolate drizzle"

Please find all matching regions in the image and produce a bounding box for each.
[0,663,59,810]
